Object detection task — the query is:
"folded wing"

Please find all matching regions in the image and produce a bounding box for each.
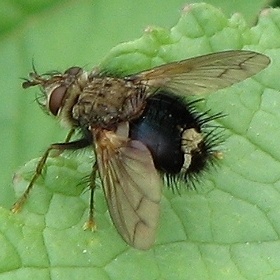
[95,129,161,250]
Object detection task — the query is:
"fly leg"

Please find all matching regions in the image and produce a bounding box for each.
[83,161,98,231]
[12,132,91,213]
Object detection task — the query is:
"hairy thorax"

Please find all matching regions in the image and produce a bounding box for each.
[71,77,148,129]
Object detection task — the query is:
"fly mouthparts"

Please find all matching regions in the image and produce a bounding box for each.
[22,79,38,89]
[22,72,46,89]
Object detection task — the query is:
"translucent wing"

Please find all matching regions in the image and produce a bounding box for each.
[130,50,270,96]
[95,127,161,250]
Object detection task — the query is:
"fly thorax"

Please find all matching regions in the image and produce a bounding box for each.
[72,77,147,128]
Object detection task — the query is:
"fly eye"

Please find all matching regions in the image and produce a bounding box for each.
[64,66,82,76]
[49,85,67,116]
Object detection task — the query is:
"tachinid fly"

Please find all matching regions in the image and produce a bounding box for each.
[13,50,270,250]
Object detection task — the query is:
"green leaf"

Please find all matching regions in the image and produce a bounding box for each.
[2,1,280,280]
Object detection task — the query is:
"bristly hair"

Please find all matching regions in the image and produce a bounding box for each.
[164,105,225,193]
[34,90,48,114]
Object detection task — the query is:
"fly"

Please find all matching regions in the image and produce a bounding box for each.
[13,50,270,250]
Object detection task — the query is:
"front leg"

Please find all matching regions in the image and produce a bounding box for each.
[12,133,91,213]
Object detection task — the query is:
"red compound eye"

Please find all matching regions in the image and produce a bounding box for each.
[49,85,67,116]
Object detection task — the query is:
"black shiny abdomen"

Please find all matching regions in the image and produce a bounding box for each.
[129,92,200,174]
